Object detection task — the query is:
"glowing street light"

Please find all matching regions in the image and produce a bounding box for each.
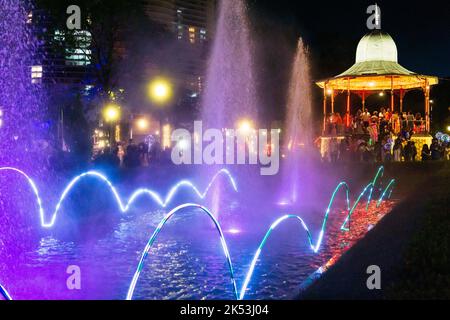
[136,118,149,130]
[103,103,121,146]
[148,78,173,105]
[237,119,254,134]
[103,103,121,122]
[447,125,450,133]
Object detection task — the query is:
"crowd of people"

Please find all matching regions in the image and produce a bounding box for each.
[326,108,427,140]
[321,107,450,163]
[326,136,449,163]
[93,137,171,169]
[93,107,449,169]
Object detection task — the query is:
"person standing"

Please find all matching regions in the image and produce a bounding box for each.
[430,139,442,160]
[404,141,414,162]
[393,138,403,162]
[330,138,339,163]
[411,141,417,161]
[422,144,431,161]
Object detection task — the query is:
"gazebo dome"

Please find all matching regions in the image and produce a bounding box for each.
[355,30,398,63]
[315,25,438,138]
[316,29,438,90]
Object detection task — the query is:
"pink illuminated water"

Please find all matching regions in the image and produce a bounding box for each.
[0,0,46,170]
[201,0,258,129]
[280,39,315,205]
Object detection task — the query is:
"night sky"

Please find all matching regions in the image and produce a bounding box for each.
[251,0,450,77]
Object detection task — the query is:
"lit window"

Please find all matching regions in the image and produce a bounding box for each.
[200,29,207,41]
[189,27,196,44]
[31,65,43,83]
[177,25,184,40]
[65,30,92,66]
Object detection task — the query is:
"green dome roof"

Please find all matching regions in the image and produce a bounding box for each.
[356,30,398,63]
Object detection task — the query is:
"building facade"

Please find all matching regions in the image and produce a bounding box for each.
[30,9,94,87]
[143,0,217,94]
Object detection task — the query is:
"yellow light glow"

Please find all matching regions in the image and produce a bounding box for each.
[136,118,149,130]
[237,119,254,134]
[148,78,173,105]
[103,104,120,122]
[115,125,121,142]
[447,125,450,133]
[327,89,333,95]
[162,124,172,149]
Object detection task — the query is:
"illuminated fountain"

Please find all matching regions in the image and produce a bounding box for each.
[0,0,50,300]
[0,167,238,228]
[201,0,258,129]
[280,39,314,205]
[200,0,258,218]
[0,0,399,301]
[0,165,394,300]
[125,167,395,300]
[0,0,46,170]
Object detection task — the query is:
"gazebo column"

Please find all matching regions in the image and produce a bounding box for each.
[390,76,394,113]
[323,85,328,134]
[331,89,335,114]
[399,89,405,113]
[362,90,366,113]
[346,80,351,127]
[424,80,430,132]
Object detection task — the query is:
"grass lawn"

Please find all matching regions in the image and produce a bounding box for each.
[386,164,450,299]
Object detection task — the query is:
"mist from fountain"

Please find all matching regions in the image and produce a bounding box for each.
[280,39,315,205]
[0,0,46,170]
[201,0,258,129]
[200,0,259,217]
[0,1,49,288]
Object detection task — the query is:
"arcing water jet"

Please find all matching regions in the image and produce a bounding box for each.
[0,167,238,228]
[126,167,395,300]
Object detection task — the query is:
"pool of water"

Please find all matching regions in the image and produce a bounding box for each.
[0,167,395,300]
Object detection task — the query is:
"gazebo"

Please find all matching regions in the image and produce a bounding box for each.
[316,30,438,156]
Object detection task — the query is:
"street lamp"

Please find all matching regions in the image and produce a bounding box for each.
[148,77,173,148]
[136,118,149,131]
[103,103,121,146]
[103,103,121,122]
[148,77,173,105]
